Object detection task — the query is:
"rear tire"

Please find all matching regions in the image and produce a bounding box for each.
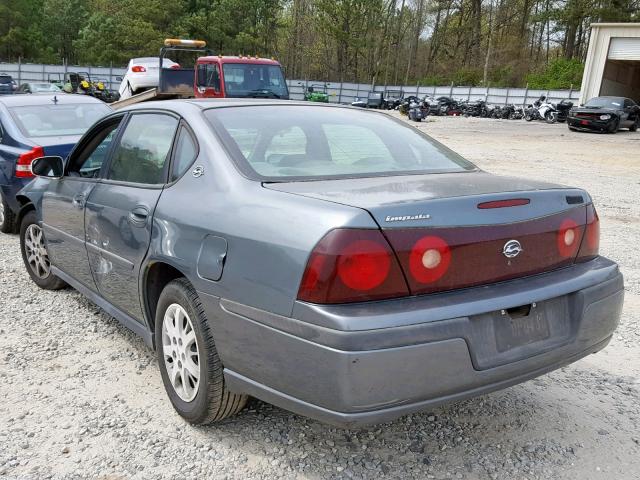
[630,119,638,132]
[0,194,16,234]
[19,210,66,290]
[155,278,247,424]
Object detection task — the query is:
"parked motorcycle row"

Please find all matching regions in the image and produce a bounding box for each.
[352,91,574,124]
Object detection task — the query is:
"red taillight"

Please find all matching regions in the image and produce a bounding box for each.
[297,229,409,304]
[15,146,44,178]
[408,235,451,283]
[557,218,581,258]
[577,205,600,262]
[131,66,146,73]
[170,64,181,69]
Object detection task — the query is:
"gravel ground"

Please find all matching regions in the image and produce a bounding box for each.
[1,115,639,480]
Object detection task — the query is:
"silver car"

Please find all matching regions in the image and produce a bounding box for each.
[17,100,623,427]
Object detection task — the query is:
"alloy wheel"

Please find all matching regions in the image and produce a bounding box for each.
[24,224,50,279]
[162,303,200,402]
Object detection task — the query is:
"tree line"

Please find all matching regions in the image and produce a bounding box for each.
[0,0,638,88]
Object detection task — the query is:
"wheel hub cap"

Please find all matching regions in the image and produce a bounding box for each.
[162,304,200,402]
[24,224,50,279]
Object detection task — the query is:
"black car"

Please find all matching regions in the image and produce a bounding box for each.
[568,96,639,133]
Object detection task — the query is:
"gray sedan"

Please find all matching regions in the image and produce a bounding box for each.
[16,100,623,427]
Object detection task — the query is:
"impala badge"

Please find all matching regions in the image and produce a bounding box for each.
[503,239,523,258]
[192,165,204,178]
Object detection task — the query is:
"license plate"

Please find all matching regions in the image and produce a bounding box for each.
[494,306,550,352]
[581,120,589,125]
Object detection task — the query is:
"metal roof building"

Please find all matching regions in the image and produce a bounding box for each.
[580,23,640,104]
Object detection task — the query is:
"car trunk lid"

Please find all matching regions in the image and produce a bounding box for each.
[268,172,595,296]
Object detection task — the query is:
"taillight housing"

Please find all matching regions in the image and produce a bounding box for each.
[15,146,44,178]
[131,65,146,73]
[576,204,600,262]
[297,229,409,304]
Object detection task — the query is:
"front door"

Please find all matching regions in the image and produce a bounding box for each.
[85,112,179,321]
[41,117,123,289]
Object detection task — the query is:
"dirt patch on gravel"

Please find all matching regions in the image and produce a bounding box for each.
[1,115,638,480]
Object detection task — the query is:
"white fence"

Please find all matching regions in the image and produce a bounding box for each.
[0,61,581,106]
[286,80,581,106]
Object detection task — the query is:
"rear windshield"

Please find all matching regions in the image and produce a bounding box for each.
[0,76,12,84]
[205,105,475,180]
[9,103,110,138]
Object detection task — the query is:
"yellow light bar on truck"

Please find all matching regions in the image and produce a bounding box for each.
[164,39,207,47]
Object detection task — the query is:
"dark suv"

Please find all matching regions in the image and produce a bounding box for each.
[0,74,17,95]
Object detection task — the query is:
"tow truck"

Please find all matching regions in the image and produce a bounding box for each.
[111,39,289,109]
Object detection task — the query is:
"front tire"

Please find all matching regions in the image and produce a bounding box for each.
[155,278,247,424]
[608,118,619,133]
[629,119,638,132]
[19,210,66,290]
[0,194,16,233]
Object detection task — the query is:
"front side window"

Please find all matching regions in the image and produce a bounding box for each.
[68,120,122,178]
[206,106,475,180]
[108,114,178,184]
[197,64,220,90]
[9,103,111,138]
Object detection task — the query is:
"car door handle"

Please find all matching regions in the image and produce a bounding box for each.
[72,194,85,209]
[128,206,149,227]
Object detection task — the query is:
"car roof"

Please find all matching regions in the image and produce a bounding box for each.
[198,56,281,66]
[0,93,108,107]
[121,98,341,114]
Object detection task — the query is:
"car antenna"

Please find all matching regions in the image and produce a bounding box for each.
[52,95,59,104]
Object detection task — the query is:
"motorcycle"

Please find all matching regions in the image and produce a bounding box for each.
[408,98,426,122]
[463,100,492,118]
[555,99,574,123]
[435,96,462,116]
[525,95,558,123]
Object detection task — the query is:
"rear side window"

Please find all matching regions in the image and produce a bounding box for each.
[108,114,178,184]
[171,127,198,181]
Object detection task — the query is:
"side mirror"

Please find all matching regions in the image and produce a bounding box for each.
[31,156,64,178]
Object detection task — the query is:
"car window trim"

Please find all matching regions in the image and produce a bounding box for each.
[166,120,200,186]
[65,112,127,179]
[100,110,181,187]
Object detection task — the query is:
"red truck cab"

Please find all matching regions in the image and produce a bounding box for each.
[195,56,289,99]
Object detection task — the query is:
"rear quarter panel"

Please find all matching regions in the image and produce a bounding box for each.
[146,116,376,317]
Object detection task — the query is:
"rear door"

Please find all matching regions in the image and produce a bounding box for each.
[41,115,124,289]
[85,111,179,321]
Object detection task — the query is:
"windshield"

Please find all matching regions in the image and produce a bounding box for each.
[205,105,475,180]
[10,103,111,138]
[585,97,622,108]
[0,76,12,84]
[30,83,61,92]
[222,64,288,99]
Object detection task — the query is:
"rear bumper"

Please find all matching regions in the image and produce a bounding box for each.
[199,257,623,427]
[1,179,30,214]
